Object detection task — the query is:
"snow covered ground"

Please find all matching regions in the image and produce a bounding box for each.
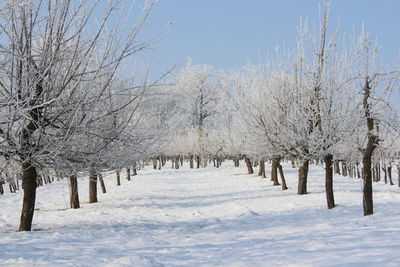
[1,161,400,266]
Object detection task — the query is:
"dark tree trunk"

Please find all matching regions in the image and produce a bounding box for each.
[356,163,361,178]
[397,165,400,187]
[158,157,162,170]
[69,175,80,209]
[98,173,107,194]
[132,167,137,176]
[244,157,253,174]
[174,156,180,169]
[89,167,97,203]
[258,160,266,178]
[16,175,20,190]
[334,161,341,175]
[363,155,373,215]
[271,156,280,186]
[116,169,121,186]
[372,167,376,181]
[152,158,157,169]
[277,162,288,190]
[324,155,335,209]
[298,159,309,195]
[189,154,194,168]
[388,165,394,185]
[217,158,222,168]
[19,162,37,231]
[377,163,381,181]
[196,155,201,169]
[349,164,354,178]
[126,168,131,181]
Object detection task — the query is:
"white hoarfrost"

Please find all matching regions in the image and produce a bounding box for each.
[1,162,400,266]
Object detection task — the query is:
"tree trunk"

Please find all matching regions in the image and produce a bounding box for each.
[377,163,381,181]
[258,160,266,177]
[298,159,309,195]
[244,157,253,174]
[363,155,373,216]
[196,155,200,169]
[397,165,400,187]
[89,166,97,203]
[234,158,240,167]
[98,173,107,194]
[158,157,162,170]
[9,176,16,193]
[126,168,131,181]
[334,161,341,175]
[198,127,207,168]
[189,154,194,168]
[342,161,348,176]
[216,157,221,168]
[152,158,157,169]
[69,175,80,209]
[324,155,335,209]
[349,164,354,178]
[174,156,180,169]
[383,165,387,184]
[271,156,280,186]
[388,165,394,185]
[277,162,288,190]
[19,162,38,231]
[116,169,121,186]
[16,175,20,190]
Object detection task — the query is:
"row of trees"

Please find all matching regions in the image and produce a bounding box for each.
[0,0,178,231]
[1,1,399,232]
[156,4,400,216]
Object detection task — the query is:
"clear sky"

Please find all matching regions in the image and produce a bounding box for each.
[139,0,400,76]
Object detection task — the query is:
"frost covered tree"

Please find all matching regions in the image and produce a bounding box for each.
[0,0,157,231]
[173,64,220,168]
[350,28,399,216]
[290,3,360,207]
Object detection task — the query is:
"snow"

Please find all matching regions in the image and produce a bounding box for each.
[1,162,400,266]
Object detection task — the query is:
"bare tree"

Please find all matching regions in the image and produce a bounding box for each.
[351,27,399,215]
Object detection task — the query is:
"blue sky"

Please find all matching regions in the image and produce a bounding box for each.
[138,0,400,76]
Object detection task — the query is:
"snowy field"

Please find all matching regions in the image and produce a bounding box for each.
[1,161,400,267]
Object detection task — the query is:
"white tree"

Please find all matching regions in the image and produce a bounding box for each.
[0,0,158,231]
[172,64,220,168]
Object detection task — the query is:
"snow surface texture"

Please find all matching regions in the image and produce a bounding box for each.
[1,162,400,267]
